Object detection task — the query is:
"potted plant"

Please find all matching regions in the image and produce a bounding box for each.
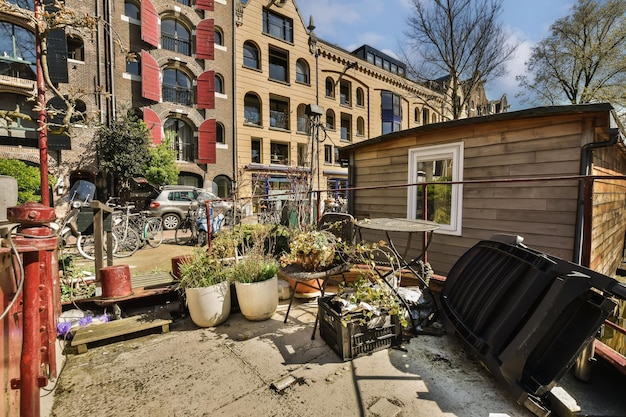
[177,248,232,327]
[280,229,339,272]
[231,253,280,321]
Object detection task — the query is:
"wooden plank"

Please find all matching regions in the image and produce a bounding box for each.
[70,315,171,353]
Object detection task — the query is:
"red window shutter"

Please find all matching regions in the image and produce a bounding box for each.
[196,0,214,11]
[198,119,217,164]
[141,50,161,102]
[143,107,162,145]
[141,0,159,47]
[196,19,215,60]
[197,71,215,109]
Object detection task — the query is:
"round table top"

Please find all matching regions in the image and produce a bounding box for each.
[355,218,440,233]
[279,262,351,280]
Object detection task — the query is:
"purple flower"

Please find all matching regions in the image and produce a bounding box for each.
[78,316,93,326]
[57,322,73,338]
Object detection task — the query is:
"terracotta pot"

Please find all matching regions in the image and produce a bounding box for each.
[286,277,321,294]
[171,255,192,280]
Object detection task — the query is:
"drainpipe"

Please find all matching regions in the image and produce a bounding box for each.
[231,0,237,186]
[573,126,621,264]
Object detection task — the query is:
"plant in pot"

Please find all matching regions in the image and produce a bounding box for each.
[177,248,232,327]
[279,228,352,296]
[231,252,280,321]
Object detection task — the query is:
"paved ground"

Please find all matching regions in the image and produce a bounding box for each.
[42,239,626,417]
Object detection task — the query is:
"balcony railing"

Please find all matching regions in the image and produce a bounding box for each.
[161,34,191,56]
[162,85,191,106]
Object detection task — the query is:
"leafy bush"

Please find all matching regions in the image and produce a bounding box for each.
[0,158,53,203]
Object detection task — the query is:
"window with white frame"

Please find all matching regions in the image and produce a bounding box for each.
[407,142,463,235]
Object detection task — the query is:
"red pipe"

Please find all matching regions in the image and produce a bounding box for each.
[20,251,41,417]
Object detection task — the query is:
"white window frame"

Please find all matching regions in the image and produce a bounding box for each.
[407,141,464,235]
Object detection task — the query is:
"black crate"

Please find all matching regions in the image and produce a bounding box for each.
[318,296,402,361]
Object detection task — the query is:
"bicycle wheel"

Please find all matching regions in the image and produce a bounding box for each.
[76,234,118,261]
[144,217,164,248]
[112,226,141,258]
[175,219,194,245]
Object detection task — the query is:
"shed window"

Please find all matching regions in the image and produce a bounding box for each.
[408,142,464,235]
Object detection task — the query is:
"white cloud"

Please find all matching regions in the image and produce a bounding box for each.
[486,30,535,110]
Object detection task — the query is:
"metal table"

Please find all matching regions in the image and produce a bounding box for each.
[355,218,440,332]
[280,262,351,340]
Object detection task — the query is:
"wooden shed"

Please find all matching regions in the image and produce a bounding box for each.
[340,103,626,278]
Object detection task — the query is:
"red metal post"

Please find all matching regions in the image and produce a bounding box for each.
[7,202,58,417]
[35,0,49,207]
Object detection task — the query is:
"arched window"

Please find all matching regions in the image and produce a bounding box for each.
[164,118,194,162]
[357,116,365,136]
[215,73,224,94]
[326,109,335,130]
[243,41,260,70]
[124,0,140,19]
[244,93,262,126]
[161,18,191,56]
[67,35,84,61]
[213,175,232,198]
[162,68,192,106]
[325,77,335,98]
[71,100,87,124]
[296,103,309,133]
[414,107,420,123]
[432,113,438,124]
[295,59,309,84]
[356,87,364,106]
[0,22,36,80]
[214,27,224,46]
[422,108,430,125]
[216,122,225,144]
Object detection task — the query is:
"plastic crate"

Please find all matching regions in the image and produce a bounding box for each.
[318,296,402,361]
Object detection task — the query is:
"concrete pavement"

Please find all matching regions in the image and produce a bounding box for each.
[45,240,626,417]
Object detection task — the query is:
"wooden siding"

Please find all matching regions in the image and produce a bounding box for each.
[591,150,626,276]
[350,109,624,276]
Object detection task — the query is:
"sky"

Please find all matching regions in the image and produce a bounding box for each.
[296,0,576,111]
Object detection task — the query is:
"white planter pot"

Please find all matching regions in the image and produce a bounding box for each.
[235,275,278,321]
[185,281,231,327]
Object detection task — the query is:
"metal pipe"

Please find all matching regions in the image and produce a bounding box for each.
[574,127,621,264]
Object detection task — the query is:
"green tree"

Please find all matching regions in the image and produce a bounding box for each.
[0,158,53,203]
[516,0,626,108]
[404,0,517,120]
[145,138,179,186]
[95,112,151,189]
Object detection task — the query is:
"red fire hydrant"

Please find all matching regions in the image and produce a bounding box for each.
[7,202,59,417]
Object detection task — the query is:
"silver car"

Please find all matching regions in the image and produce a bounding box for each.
[148,185,232,229]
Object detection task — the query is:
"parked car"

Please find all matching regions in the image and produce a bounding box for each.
[148,185,232,230]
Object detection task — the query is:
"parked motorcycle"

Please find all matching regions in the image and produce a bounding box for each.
[196,203,225,247]
[51,180,95,249]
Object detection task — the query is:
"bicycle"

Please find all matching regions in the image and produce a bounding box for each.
[257,200,281,224]
[76,232,119,261]
[175,201,201,245]
[110,204,142,258]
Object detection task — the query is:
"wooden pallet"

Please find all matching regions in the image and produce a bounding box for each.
[70,314,172,354]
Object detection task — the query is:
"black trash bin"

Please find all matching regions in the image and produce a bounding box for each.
[441,234,626,417]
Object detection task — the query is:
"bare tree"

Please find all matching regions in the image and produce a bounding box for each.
[516,0,626,111]
[0,0,129,135]
[404,0,517,120]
